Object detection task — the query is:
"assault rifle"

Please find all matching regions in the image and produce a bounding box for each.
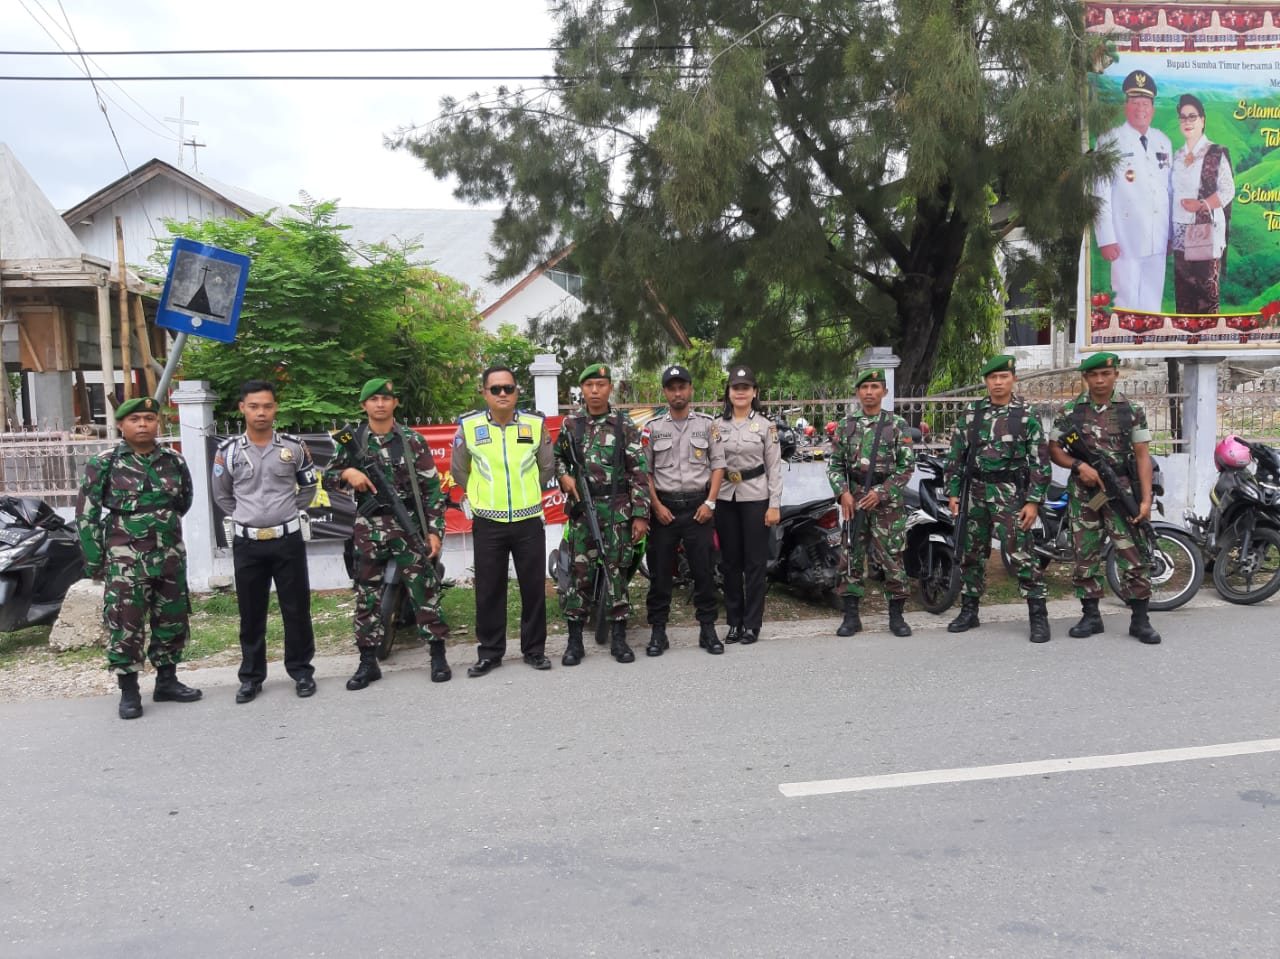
[844,412,886,553]
[332,425,428,553]
[1060,428,1155,563]
[564,425,611,615]
[951,403,985,562]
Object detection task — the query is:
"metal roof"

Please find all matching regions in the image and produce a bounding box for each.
[0,142,86,260]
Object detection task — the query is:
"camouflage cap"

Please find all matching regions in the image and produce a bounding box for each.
[579,363,612,385]
[1078,352,1120,373]
[981,354,1016,377]
[1122,70,1156,99]
[359,377,397,403]
[115,396,159,420]
[855,368,886,388]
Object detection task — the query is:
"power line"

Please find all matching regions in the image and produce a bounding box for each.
[0,45,698,55]
[0,74,713,82]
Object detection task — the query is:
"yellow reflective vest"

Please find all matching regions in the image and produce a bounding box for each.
[458,411,546,522]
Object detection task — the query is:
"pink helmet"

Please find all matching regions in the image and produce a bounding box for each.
[1214,435,1252,471]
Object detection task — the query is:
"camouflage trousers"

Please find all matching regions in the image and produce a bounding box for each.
[840,502,909,601]
[351,514,449,649]
[562,505,634,623]
[1069,486,1150,601]
[102,546,190,674]
[957,486,1045,601]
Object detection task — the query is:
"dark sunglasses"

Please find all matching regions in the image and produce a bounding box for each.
[486,384,517,396]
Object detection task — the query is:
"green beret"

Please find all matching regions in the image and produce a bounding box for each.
[115,396,159,420]
[855,368,886,388]
[359,377,397,403]
[1078,352,1120,373]
[981,354,1016,377]
[579,363,612,385]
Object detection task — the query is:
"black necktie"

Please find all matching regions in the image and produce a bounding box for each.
[1140,134,1148,152]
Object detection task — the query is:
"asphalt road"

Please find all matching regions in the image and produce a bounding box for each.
[2,598,1277,958]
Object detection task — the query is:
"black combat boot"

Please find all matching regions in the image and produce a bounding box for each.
[346,646,382,690]
[888,598,912,637]
[562,621,585,667]
[948,597,981,633]
[835,595,862,637]
[117,671,143,720]
[1068,598,1104,637]
[698,623,724,655]
[152,663,202,703]
[1127,598,1162,645]
[429,640,452,682]
[610,620,635,663]
[647,625,669,657]
[1027,597,1051,644]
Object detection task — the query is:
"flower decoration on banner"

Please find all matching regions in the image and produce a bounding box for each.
[1258,301,1280,323]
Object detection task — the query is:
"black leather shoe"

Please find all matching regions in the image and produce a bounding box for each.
[467,657,503,677]
[522,653,552,670]
[739,628,759,645]
[295,676,317,698]
[699,624,724,655]
[724,626,743,644]
[646,626,669,657]
[235,680,262,704]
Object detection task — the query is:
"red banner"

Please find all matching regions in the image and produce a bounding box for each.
[417,416,568,533]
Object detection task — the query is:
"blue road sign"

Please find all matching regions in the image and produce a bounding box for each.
[155,238,250,343]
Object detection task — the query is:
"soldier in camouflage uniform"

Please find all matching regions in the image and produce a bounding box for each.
[828,368,915,637]
[944,355,1054,643]
[1049,352,1161,644]
[77,396,202,720]
[554,363,650,666]
[326,377,453,689]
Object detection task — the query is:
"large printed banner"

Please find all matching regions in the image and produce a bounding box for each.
[1083,2,1280,354]
[208,417,568,545]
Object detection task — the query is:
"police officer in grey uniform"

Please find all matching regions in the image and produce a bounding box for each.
[714,366,783,644]
[645,365,726,657]
[212,380,319,702]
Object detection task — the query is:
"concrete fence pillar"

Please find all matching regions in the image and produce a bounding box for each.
[1181,356,1222,518]
[172,379,217,591]
[530,353,563,415]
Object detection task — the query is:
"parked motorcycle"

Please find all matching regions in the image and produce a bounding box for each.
[902,449,961,614]
[0,496,85,632]
[1184,436,1280,605]
[767,497,844,607]
[999,461,1204,611]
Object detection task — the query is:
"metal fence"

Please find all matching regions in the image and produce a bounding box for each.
[0,427,179,508]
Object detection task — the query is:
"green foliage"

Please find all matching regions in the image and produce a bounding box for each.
[394,0,1097,389]
[160,199,489,428]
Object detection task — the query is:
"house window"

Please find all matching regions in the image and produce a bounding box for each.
[546,269,583,298]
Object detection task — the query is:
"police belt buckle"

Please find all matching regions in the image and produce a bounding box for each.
[727,470,743,483]
[255,528,278,541]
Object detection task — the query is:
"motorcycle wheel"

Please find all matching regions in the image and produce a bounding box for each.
[918,550,962,614]
[376,581,410,661]
[1212,526,1280,605]
[1105,527,1204,612]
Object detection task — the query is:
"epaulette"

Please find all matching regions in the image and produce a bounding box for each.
[518,408,546,419]
[458,409,485,423]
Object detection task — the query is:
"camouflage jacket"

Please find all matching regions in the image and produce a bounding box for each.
[945,398,1052,503]
[553,406,650,521]
[1049,392,1152,483]
[76,444,193,574]
[325,422,446,538]
[827,410,915,504]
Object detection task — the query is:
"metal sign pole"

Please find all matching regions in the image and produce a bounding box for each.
[153,331,188,403]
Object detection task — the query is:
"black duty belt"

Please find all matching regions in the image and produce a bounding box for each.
[726,464,766,483]
[850,470,888,485]
[972,469,1022,484]
[657,489,710,509]
[586,482,621,498]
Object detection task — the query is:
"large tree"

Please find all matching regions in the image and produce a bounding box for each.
[394,0,1106,389]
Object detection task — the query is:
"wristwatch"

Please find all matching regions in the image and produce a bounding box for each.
[1070,459,1083,475]
[703,499,717,511]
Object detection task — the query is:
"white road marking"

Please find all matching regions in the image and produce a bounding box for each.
[778,737,1280,798]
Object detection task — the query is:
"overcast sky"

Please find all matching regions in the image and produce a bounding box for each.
[2,0,557,211]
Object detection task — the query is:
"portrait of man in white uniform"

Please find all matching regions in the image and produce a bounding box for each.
[1093,70,1173,314]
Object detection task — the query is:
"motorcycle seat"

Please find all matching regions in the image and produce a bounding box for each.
[779,498,835,520]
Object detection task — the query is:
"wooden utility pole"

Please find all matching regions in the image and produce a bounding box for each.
[96,281,116,439]
[130,294,158,397]
[115,218,132,401]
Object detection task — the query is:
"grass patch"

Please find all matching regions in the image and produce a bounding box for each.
[0,626,52,666]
